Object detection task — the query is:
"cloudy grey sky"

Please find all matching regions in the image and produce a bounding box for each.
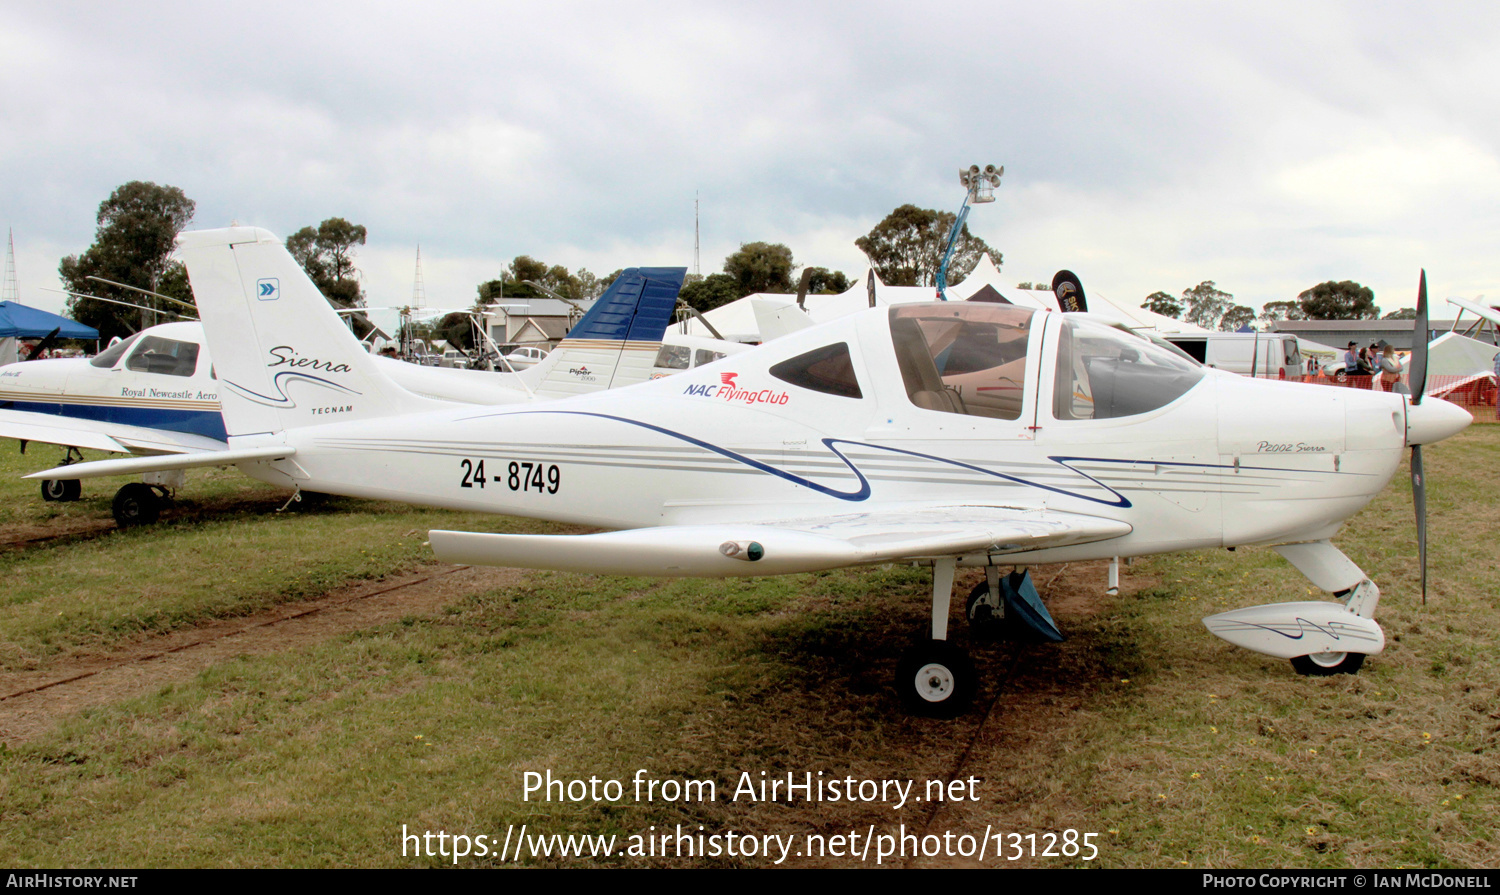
[3,1,1497,322]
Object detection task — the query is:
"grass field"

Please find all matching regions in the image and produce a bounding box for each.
[0,426,1495,868]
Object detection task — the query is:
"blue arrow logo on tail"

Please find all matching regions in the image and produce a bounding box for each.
[257,278,280,301]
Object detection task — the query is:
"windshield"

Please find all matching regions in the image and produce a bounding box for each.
[1053,317,1205,420]
[90,332,142,368]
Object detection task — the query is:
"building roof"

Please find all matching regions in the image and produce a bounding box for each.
[1270,319,1496,352]
[492,297,594,318]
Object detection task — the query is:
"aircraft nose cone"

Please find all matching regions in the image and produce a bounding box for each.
[1407,397,1472,446]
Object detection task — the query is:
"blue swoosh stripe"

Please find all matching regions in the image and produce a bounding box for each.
[225,370,362,407]
[1,399,227,442]
[496,411,1140,507]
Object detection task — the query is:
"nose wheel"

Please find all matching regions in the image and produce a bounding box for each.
[1291,651,1366,676]
[39,448,84,502]
[40,478,81,502]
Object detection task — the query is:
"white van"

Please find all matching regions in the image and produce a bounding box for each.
[1163,333,1303,381]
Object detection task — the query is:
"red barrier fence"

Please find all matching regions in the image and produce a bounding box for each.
[1287,371,1498,421]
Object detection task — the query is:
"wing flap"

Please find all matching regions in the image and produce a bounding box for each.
[430,505,1131,577]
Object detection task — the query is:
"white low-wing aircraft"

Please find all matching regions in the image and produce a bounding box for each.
[34,228,1472,714]
[2,266,713,524]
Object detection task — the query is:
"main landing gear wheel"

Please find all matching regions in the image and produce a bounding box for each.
[1291,652,1366,676]
[965,580,1007,640]
[897,641,976,717]
[111,483,165,527]
[40,479,81,502]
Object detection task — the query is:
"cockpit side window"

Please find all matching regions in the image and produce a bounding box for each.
[90,332,142,368]
[654,344,691,370]
[889,305,1034,420]
[1052,317,1204,420]
[124,335,200,377]
[770,342,862,399]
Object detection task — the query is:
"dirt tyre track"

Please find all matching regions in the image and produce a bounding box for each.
[0,563,523,746]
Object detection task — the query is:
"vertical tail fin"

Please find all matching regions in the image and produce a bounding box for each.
[524,267,685,398]
[177,227,448,438]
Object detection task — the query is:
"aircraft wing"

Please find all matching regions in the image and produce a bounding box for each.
[0,408,229,455]
[429,505,1132,577]
[23,445,294,481]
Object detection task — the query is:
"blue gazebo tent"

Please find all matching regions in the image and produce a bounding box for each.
[0,301,98,340]
[0,301,99,365]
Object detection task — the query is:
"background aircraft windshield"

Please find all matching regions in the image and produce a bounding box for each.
[89,332,143,368]
[124,335,201,378]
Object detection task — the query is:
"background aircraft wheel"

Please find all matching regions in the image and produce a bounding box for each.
[965,580,1006,640]
[1290,651,1365,676]
[897,641,976,717]
[40,479,81,502]
[111,483,162,527]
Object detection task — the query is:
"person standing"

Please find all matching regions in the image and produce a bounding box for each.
[1377,340,1400,393]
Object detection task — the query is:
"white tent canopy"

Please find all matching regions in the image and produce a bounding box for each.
[676,255,1209,343]
[1424,331,1500,398]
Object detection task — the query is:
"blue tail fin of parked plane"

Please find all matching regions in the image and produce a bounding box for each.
[566,268,685,342]
[525,267,686,398]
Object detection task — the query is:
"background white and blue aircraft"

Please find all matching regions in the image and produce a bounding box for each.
[2,266,699,524]
[35,228,1472,714]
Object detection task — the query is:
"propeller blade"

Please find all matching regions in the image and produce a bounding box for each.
[24,327,61,361]
[1411,444,1427,606]
[1409,270,1429,404]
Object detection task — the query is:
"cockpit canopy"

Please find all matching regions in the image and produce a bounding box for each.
[891,304,1033,420]
[888,304,1204,422]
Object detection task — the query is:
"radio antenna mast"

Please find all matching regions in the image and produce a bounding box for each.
[411,244,427,309]
[2,229,18,303]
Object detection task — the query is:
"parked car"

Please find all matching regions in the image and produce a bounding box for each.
[503,345,550,369]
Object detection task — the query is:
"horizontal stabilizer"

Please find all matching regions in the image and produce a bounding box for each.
[1202,601,1385,659]
[431,505,1130,577]
[24,445,293,481]
[751,299,816,341]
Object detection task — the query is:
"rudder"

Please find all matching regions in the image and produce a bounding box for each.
[178,227,445,438]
